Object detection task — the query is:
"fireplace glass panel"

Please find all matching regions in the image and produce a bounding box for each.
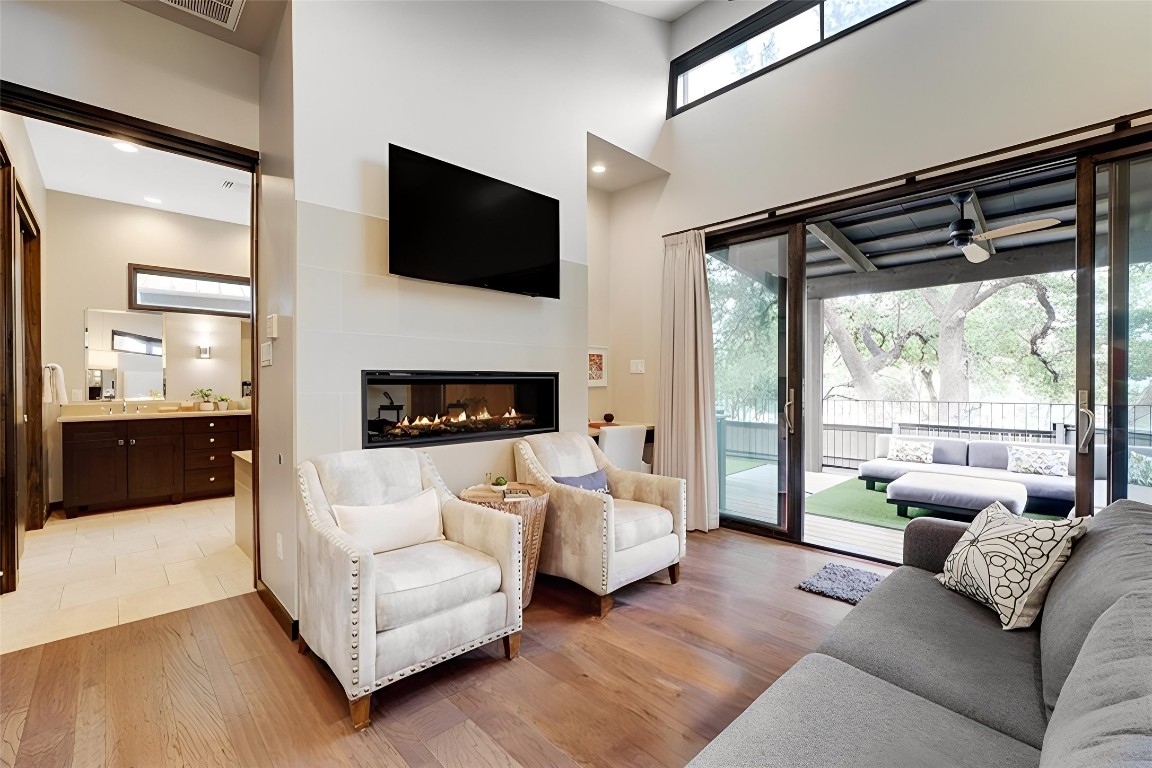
[362,371,558,448]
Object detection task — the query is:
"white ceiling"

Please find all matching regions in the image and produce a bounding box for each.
[120,0,285,54]
[24,118,251,226]
[587,134,669,193]
[599,0,706,22]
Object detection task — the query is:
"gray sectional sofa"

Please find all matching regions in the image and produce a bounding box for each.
[858,434,1101,516]
[687,499,1152,768]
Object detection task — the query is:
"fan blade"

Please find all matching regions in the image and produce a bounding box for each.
[973,218,1061,241]
[962,243,991,263]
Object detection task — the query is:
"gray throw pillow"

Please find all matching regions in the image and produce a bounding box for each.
[552,468,609,493]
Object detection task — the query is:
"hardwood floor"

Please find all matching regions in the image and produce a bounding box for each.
[1,529,890,768]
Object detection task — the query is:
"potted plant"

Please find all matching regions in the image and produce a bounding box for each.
[490,475,509,493]
[217,394,233,411]
[191,388,215,411]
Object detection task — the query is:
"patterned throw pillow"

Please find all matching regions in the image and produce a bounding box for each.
[936,502,1088,630]
[887,439,933,464]
[1130,452,1152,487]
[1006,445,1068,477]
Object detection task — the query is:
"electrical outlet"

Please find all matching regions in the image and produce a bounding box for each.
[629,359,646,374]
[276,532,284,560]
[260,341,273,367]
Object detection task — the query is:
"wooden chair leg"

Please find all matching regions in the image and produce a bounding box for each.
[297,636,309,655]
[349,694,371,731]
[595,593,613,618]
[502,631,521,660]
[668,563,680,585]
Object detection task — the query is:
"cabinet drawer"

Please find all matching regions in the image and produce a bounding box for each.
[63,421,125,442]
[185,449,232,471]
[184,417,239,434]
[185,467,234,495]
[127,419,184,438]
[186,432,238,451]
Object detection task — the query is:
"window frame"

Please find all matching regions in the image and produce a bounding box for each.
[111,329,163,357]
[667,0,920,118]
[128,263,252,318]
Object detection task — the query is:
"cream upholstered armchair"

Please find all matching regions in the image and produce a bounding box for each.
[514,432,686,615]
[298,448,522,731]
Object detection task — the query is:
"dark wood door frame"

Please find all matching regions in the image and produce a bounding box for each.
[0,87,267,611]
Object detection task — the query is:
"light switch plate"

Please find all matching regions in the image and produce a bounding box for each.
[629,359,646,374]
[260,341,273,367]
[265,314,279,339]
[71,389,82,402]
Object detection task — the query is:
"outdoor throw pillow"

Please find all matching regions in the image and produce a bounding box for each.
[552,468,610,494]
[936,502,1088,630]
[1006,445,1068,477]
[1130,452,1152,487]
[331,487,444,554]
[887,439,933,464]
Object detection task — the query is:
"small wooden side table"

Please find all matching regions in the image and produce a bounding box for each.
[460,483,548,607]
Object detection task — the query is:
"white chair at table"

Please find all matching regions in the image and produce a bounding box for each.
[597,423,652,473]
[297,448,523,731]
[515,432,685,616]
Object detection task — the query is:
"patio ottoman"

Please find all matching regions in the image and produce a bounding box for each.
[886,471,1027,520]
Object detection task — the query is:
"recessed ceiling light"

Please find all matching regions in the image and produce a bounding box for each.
[591,164,606,174]
[144,196,163,204]
[113,142,139,153]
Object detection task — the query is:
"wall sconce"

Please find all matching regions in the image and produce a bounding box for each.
[198,346,212,359]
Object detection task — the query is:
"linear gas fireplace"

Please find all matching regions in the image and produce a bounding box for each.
[361,370,559,449]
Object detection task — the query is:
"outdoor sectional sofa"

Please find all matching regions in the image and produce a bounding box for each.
[687,499,1152,767]
[858,434,1101,516]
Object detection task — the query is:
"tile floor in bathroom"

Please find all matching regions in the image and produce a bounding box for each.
[0,496,252,655]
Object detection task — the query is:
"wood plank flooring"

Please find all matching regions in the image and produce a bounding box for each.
[1,529,890,768]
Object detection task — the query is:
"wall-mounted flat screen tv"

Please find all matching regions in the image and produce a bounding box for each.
[388,144,560,299]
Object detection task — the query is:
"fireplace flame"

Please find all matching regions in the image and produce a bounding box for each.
[453,411,468,422]
[503,408,518,418]
[400,416,410,426]
[475,407,492,420]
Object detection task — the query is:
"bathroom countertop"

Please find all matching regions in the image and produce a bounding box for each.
[58,409,252,423]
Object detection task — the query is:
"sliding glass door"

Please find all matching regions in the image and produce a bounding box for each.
[1085,153,1152,510]
[706,231,801,537]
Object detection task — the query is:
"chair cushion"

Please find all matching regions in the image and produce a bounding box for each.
[613,499,673,552]
[1007,445,1069,477]
[332,487,443,554]
[686,653,1042,768]
[935,502,1088,629]
[970,441,1074,476]
[1041,591,1152,768]
[1041,499,1152,713]
[817,566,1048,748]
[373,540,501,631]
[522,432,600,477]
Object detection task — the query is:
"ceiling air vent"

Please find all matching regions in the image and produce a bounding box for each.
[157,0,246,31]
[221,180,235,189]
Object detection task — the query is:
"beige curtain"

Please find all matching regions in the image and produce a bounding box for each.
[655,231,719,531]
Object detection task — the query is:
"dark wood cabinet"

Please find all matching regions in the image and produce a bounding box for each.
[63,413,252,513]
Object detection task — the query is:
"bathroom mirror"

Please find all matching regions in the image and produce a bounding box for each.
[84,308,165,401]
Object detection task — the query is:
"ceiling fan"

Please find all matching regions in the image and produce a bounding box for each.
[947,190,1061,264]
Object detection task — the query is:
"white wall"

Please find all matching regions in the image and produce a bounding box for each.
[587,186,612,420]
[0,0,259,149]
[0,113,48,222]
[41,191,249,501]
[163,313,243,403]
[671,0,772,57]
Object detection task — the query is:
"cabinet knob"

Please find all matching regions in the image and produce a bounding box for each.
[209,477,216,482]
[129,439,136,445]
[209,422,215,427]
[210,455,216,461]
[118,439,125,446]
[209,438,215,443]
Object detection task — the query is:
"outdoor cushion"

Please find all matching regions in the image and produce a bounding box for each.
[888,439,934,463]
[1040,499,1152,713]
[935,502,1088,630]
[817,566,1048,748]
[373,539,501,630]
[1040,590,1152,767]
[875,434,968,466]
[1007,445,1069,477]
[613,498,673,551]
[970,441,1074,477]
[859,460,1076,501]
[686,653,1042,768]
[886,472,1027,515]
[1131,449,1152,487]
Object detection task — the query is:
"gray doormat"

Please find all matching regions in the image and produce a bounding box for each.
[798,563,885,605]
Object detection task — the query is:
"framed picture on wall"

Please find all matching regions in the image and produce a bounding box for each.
[588,346,608,388]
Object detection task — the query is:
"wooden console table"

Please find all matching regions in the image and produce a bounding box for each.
[459,483,547,607]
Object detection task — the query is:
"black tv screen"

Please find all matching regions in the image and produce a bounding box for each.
[388,144,560,299]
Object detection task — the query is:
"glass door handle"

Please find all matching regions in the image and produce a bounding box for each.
[1078,408,1095,454]
[784,389,795,435]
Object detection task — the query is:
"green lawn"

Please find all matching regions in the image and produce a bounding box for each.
[805,478,1065,530]
[725,455,769,476]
